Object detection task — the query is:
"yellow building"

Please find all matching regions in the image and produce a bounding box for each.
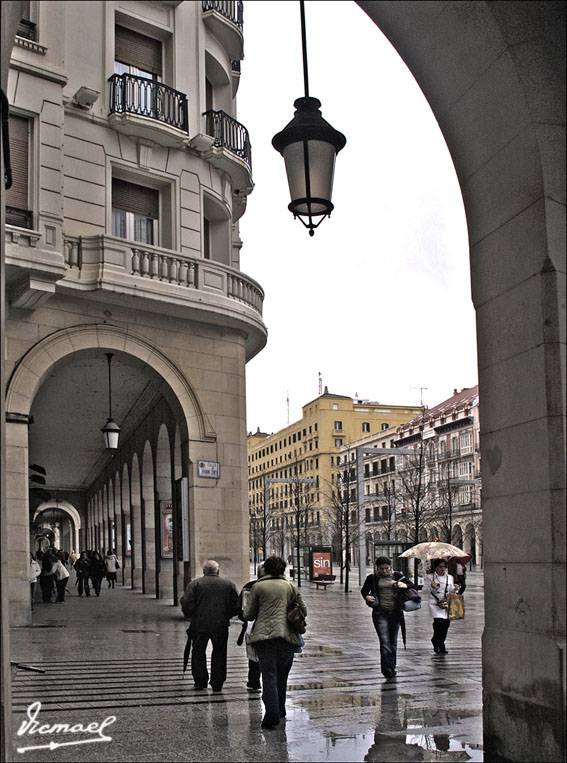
[247,388,423,562]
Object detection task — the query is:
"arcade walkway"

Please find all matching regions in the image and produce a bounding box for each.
[9,572,484,762]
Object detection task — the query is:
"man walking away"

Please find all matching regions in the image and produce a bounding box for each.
[180,560,239,693]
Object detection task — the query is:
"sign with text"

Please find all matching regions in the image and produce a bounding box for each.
[198,460,220,479]
[160,501,173,558]
[309,547,332,579]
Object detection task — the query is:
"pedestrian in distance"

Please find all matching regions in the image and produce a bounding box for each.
[448,557,467,594]
[74,551,91,597]
[52,556,70,602]
[105,549,119,588]
[39,554,57,603]
[89,551,106,596]
[424,558,458,654]
[180,559,239,693]
[237,563,264,693]
[361,556,418,679]
[30,554,41,612]
[243,555,307,731]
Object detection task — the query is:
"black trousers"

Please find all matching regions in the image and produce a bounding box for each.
[254,638,296,726]
[191,629,229,689]
[432,617,450,649]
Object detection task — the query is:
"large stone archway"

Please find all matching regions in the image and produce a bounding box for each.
[4,323,216,625]
[358,3,565,761]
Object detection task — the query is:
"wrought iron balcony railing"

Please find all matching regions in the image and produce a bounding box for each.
[202,1,243,29]
[203,109,251,171]
[109,74,188,133]
[6,206,33,230]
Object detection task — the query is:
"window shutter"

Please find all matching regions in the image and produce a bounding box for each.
[115,26,162,76]
[112,179,159,219]
[6,115,29,211]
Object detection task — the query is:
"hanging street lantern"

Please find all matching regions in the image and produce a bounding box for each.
[101,353,120,450]
[272,1,346,236]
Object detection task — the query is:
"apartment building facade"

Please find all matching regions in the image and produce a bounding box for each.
[247,387,423,562]
[337,386,482,567]
[4,0,266,625]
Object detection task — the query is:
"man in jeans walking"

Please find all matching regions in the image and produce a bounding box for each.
[180,560,239,693]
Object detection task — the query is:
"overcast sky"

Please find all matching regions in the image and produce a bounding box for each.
[237,1,478,435]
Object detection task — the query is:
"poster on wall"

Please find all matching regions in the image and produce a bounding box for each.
[161,501,174,558]
[125,518,131,557]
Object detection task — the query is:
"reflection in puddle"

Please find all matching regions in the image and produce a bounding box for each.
[301,645,344,656]
[288,682,347,691]
[299,692,380,714]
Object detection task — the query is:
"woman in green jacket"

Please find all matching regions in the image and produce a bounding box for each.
[243,556,307,730]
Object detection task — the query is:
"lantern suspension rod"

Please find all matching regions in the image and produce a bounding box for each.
[106,353,114,420]
[300,0,309,98]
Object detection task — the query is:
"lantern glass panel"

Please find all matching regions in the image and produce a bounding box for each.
[282,140,336,215]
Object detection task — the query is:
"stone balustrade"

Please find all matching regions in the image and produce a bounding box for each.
[63,234,263,316]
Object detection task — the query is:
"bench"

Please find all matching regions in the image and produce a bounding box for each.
[312,575,336,590]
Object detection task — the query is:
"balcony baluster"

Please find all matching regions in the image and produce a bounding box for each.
[109,74,188,133]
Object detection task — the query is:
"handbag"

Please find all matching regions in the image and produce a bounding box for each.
[287,585,306,634]
[115,559,120,569]
[398,585,422,612]
[447,592,465,620]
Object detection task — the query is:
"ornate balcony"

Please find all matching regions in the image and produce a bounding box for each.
[202,1,244,61]
[62,234,266,359]
[201,109,252,194]
[108,74,189,147]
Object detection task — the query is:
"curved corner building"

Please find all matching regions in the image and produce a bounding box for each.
[4,0,267,624]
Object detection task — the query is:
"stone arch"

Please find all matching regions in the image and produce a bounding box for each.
[156,423,174,598]
[5,324,215,444]
[353,7,564,757]
[33,500,81,552]
[452,524,463,549]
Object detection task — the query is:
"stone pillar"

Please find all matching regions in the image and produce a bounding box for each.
[6,418,31,626]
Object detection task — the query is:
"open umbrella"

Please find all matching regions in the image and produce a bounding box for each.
[399,542,468,561]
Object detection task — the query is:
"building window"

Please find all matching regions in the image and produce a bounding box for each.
[6,114,32,229]
[335,438,343,448]
[115,25,162,80]
[362,422,370,432]
[460,432,473,454]
[381,423,389,431]
[112,178,158,245]
[334,421,342,430]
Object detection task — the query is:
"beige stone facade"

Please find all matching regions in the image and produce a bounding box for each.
[4,0,266,626]
[247,388,423,562]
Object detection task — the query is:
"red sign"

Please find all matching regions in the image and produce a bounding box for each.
[312,551,332,578]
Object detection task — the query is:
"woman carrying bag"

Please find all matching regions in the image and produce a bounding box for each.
[243,556,307,731]
[361,556,418,679]
[423,558,458,654]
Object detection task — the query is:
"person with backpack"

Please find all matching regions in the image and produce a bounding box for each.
[361,556,418,678]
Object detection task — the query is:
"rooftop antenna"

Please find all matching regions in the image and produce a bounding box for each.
[286,391,290,425]
[318,372,322,395]
[411,386,428,407]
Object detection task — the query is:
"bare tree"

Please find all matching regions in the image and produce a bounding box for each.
[325,452,365,593]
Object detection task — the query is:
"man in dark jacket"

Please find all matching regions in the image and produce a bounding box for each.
[180,560,239,692]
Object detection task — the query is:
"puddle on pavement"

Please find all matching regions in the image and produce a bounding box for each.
[288,681,347,691]
[301,645,344,656]
[289,692,483,761]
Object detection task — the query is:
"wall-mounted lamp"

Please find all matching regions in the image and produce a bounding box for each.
[73,86,100,109]
[101,353,120,450]
[272,1,346,236]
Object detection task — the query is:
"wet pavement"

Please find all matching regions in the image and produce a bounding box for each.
[9,570,484,762]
